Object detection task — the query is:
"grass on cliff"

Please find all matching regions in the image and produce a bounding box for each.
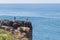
[0,29,12,40]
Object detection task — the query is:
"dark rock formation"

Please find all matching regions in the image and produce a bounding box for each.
[0,20,13,26]
[0,20,32,29]
[12,20,24,29]
[0,19,32,40]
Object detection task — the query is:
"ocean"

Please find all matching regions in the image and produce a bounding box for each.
[0,16,60,40]
[0,4,60,40]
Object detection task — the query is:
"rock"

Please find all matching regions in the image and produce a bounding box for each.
[0,20,13,26]
[12,21,24,29]
[0,17,32,40]
[0,26,13,31]
[0,20,32,30]
[21,37,29,40]
[20,27,30,32]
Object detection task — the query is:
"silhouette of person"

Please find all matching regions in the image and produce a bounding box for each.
[14,16,16,21]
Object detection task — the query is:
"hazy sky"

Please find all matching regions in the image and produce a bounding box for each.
[0,0,60,3]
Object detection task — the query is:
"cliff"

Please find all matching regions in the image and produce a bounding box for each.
[0,19,32,40]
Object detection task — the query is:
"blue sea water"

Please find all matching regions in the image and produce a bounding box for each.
[0,16,60,40]
[0,4,60,40]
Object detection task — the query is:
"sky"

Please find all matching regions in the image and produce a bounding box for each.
[0,0,60,3]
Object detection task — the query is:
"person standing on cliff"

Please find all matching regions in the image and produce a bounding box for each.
[26,17,28,22]
[14,16,16,21]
